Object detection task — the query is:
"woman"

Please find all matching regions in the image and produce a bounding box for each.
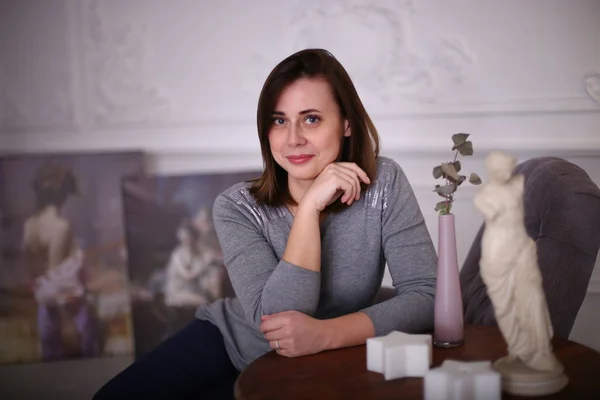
[23,163,100,361]
[94,48,437,399]
[163,209,223,308]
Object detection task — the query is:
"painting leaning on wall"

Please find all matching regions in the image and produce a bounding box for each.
[0,151,144,365]
[122,170,259,358]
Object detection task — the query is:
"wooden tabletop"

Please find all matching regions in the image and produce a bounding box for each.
[235,325,600,399]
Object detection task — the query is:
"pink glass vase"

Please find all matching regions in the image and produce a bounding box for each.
[433,214,464,347]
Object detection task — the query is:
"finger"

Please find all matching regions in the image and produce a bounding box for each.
[270,339,286,351]
[349,163,371,184]
[263,328,284,341]
[334,173,357,205]
[262,310,294,321]
[331,164,363,202]
[276,349,292,357]
[326,168,349,204]
[337,162,370,184]
[260,317,284,333]
[268,310,295,317]
[333,168,360,204]
[349,168,362,201]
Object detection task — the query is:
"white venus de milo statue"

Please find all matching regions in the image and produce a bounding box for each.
[474,151,568,396]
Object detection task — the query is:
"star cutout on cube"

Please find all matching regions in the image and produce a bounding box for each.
[366,331,432,380]
[424,360,501,400]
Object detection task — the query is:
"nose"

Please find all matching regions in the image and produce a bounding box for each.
[287,123,306,147]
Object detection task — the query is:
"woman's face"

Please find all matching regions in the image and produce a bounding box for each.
[268,77,350,184]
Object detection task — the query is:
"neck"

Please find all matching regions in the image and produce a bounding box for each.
[287,177,314,206]
[286,177,329,224]
[38,204,60,216]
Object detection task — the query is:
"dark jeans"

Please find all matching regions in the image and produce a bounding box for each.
[94,319,239,399]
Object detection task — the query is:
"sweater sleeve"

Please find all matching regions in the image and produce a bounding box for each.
[360,161,437,335]
[212,191,321,327]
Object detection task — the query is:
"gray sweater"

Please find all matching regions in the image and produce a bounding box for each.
[195,157,437,371]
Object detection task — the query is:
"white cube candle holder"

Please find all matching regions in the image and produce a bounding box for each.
[424,360,501,400]
[366,331,432,380]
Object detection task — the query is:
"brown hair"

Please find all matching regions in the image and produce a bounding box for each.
[32,163,78,210]
[249,48,380,211]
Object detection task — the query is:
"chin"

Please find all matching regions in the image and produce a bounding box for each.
[286,169,320,181]
[278,156,333,181]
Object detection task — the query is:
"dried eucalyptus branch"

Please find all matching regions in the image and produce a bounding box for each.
[433,133,481,215]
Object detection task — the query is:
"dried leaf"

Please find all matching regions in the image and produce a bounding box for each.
[435,201,450,214]
[451,133,470,147]
[457,175,467,185]
[453,160,462,172]
[434,183,457,196]
[441,163,460,180]
[454,141,474,156]
[469,173,482,185]
[432,165,443,179]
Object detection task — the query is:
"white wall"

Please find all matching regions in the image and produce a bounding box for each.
[0,0,599,396]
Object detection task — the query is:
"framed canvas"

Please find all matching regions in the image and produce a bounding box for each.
[0,151,144,364]
[122,170,260,358]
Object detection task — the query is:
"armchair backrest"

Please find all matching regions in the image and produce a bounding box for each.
[460,157,600,338]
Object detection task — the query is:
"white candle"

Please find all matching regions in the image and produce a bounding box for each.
[366,331,432,380]
[424,360,501,400]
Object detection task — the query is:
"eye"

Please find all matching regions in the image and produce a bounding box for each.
[305,115,320,124]
[272,117,286,126]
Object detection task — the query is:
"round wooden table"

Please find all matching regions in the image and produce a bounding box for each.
[235,325,600,399]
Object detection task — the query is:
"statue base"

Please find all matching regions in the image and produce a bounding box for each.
[493,356,568,396]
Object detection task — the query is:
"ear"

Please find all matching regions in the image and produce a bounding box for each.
[343,120,351,137]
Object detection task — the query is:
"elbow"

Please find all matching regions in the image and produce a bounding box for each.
[244,298,271,329]
[259,283,320,317]
[246,297,316,329]
[419,289,435,332]
[403,287,436,333]
[248,271,322,325]
[423,296,435,331]
[418,283,436,314]
[259,297,318,318]
[397,278,436,301]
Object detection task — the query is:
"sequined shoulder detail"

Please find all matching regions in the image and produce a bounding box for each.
[363,156,401,212]
[223,183,287,229]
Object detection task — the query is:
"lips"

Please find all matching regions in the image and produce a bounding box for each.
[286,155,314,165]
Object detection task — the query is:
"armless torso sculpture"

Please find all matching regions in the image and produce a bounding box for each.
[474,151,567,396]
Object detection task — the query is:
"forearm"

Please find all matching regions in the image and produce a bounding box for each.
[361,290,435,336]
[260,260,321,318]
[213,195,322,325]
[282,205,322,272]
[321,312,376,351]
[261,206,322,317]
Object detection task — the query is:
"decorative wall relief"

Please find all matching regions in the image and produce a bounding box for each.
[584,71,600,106]
[0,0,75,132]
[0,67,28,129]
[245,0,474,104]
[0,87,74,131]
[292,0,473,103]
[85,0,173,127]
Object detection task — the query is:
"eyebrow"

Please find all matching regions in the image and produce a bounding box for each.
[272,109,322,116]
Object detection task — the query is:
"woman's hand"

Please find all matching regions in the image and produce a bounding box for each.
[300,162,370,213]
[260,311,329,357]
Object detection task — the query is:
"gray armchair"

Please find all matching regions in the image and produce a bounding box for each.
[460,157,600,338]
